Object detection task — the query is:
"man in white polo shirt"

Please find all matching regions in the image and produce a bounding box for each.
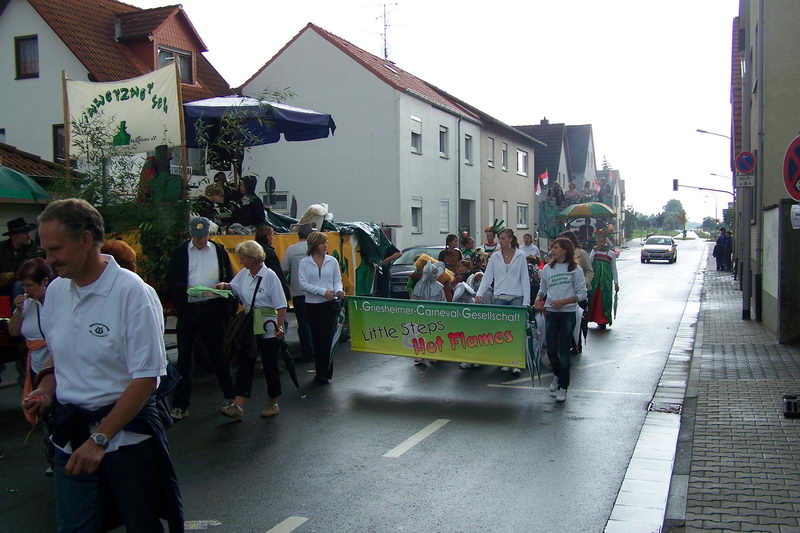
[22,198,182,532]
[166,216,234,420]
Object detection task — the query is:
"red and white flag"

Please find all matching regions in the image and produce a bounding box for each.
[594,176,602,193]
[535,179,541,196]
[539,170,549,186]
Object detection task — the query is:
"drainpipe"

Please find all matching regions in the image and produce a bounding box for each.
[754,0,764,321]
[456,116,462,236]
[741,5,753,320]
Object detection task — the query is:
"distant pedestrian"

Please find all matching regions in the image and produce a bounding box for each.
[715,228,732,271]
[535,237,587,403]
[519,233,540,258]
[588,231,619,330]
[476,228,529,376]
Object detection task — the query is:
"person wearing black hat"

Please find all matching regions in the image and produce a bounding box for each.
[227,175,265,233]
[0,217,43,300]
[165,216,235,420]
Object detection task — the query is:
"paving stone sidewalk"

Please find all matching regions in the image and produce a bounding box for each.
[678,252,800,533]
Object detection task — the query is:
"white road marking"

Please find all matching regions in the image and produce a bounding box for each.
[498,349,663,386]
[487,384,649,396]
[383,419,451,458]
[184,520,222,530]
[265,516,309,533]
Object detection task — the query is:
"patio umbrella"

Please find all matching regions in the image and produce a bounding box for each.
[557,202,616,218]
[182,96,336,148]
[0,166,49,202]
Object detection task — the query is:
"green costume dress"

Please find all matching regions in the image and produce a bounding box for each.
[588,245,618,325]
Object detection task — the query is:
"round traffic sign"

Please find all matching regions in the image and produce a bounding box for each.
[735,151,756,174]
[783,136,800,201]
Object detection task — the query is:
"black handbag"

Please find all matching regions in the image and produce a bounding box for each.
[222,276,261,363]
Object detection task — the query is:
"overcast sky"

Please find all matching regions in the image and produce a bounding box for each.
[131,0,740,223]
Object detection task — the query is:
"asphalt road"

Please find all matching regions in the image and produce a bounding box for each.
[0,235,708,533]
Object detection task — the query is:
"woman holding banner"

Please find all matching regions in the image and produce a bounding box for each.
[475,228,530,376]
[215,240,287,420]
[299,232,344,384]
[534,238,587,403]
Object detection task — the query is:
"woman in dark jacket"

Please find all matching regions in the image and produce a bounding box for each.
[228,175,265,231]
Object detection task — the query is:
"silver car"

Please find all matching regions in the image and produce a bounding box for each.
[641,235,677,263]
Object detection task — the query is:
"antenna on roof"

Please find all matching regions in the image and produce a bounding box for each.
[378,2,398,60]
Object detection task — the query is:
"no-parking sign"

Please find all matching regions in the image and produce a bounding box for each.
[783,136,800,201]
[735,151,756,175]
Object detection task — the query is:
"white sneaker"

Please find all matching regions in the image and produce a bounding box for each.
[549,376,559,393]
[556,388,567,403]
[170,407,189,420]
[500,367,510,372]
[459,362,471,369]
[510,367,522,376]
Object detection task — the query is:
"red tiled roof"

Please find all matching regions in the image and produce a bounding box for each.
[116,5,177,40]
[0,143,65,178]
[26,0,229,101]
[242,23,479,121]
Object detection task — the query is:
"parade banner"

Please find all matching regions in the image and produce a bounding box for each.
[66,64,181,154]
[347,297,528,368]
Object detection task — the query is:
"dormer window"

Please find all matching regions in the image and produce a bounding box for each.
[158,46,192,83]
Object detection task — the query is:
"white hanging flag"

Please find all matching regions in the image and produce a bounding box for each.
[66,64,181,155]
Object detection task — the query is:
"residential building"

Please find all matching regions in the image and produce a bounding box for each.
[427,90,545,246]
[595,166,625,237]
[239,23,481,249]
[0,0,231,168]
[516,119,571,190]
[732,0,800,342]
[565,124,598,192]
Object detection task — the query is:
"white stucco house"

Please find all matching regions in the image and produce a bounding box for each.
[239,23,482,249]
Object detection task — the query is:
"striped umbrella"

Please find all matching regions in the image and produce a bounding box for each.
[557,202,616,218]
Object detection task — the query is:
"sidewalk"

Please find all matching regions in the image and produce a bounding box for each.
[666,248,800,532]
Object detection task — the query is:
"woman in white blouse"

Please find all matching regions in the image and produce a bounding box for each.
[215,240,287,420]
[475,228,530,376]
[298,232,344,384]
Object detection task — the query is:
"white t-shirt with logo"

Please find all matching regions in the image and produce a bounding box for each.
[43,255,167,452]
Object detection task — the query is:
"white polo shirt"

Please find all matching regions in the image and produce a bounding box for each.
[187,241,220,302]
[230,264,287,339]
[42,255,167,411]
[280,240,308,298]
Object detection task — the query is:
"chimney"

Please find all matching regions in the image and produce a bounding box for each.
[540,117,549,125]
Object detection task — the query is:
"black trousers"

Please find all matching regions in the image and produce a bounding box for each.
[234,337,282,399]
[172,300,234,409]
[307,301,340,380]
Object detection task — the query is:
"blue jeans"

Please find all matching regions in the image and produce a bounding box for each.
[54,440,164,533]
[494,295,523,306]
[545,311,577,389]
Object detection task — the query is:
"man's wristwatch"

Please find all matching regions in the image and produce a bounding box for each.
[89,432,110,449]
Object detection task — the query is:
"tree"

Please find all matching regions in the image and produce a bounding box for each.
[701,216,717,232]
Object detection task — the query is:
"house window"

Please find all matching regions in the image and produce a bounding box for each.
[15,36,39,79]
[158,46,193,83]
[516,203,529,229]
[502,201,508,226]
[487,137,495,167]
[411,196,423,233]
[464,134,473,165]
[53,124,65,162]
[411,116,422,154]
[516,149,529,176]
[439,199,450,232]
[0,129,6,143]
[501,143,508,171]
[439,126,448,158]
[488,199,495,226]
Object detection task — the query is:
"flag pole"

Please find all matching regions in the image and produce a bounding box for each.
[174,61,189,190]
[62,70,72,189]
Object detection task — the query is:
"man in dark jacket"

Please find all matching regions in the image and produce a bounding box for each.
[166,217,235,420]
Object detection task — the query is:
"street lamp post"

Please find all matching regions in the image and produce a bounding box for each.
[696,127,751,320]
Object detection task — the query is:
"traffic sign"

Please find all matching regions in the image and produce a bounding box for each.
[735,151,756,175]
[736,174,754,187]
[784,136,800,202]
